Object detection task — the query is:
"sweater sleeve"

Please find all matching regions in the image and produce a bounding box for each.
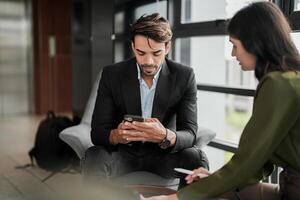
[178,75,300,199]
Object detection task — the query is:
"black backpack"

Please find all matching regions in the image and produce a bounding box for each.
[29,111,79,172]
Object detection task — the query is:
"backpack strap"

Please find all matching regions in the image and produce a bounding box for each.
[41,171,57,182]
[28,147,35,166]
[15,148,35,169]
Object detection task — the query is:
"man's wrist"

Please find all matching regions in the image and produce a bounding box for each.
[168,129,176,146]
[158,128,170,149]
[161,128,168,141]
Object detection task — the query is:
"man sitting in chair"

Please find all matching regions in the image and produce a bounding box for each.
[81,13,208,187]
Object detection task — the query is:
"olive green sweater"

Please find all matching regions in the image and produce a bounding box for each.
[179,71,300,199]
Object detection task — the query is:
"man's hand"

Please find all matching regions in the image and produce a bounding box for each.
[109,118,176,145]
[124,118,176,145]
[109,122,141,145]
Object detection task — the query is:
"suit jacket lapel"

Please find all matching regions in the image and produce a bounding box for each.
[152,60,176,122]
[121,58,142,116]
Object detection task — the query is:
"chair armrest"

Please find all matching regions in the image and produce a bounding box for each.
[59,123,93,159]
[195,126,216,149]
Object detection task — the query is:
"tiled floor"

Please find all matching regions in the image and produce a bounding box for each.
[0,114,137,200]
[0,115,41,159]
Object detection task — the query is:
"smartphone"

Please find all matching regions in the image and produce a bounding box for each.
[123,114,145,122]
[174,168,194,175]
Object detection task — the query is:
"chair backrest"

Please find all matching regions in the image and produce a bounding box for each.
[81,71,102,125]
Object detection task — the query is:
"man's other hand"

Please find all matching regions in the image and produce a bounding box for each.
[109,118,176,145]
[109,121,138,144]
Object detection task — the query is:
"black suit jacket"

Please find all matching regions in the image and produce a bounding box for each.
[91,57,198,153]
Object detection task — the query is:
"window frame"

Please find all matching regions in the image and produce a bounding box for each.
[274,0,300,30]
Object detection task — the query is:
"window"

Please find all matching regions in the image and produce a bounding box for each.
[114,42,125,63]
[134,1,167,21]
[114,11,125,34]
[175,36,257,89]
[295,0,300,11]
[291,32,300,51]
[196,91,253,143]
[181,0,268,23]
[175,36,256,143]
[203,146,233,172]
[290,0,300,30]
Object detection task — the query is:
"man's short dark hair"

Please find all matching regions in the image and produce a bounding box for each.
[131,13,172,44]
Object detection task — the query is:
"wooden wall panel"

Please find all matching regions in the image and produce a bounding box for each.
[33,0,72,114]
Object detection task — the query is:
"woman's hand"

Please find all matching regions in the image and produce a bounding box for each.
[185,167,211,184]
[140,194,178,200]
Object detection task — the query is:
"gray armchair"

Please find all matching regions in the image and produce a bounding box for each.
[59,71,216,191]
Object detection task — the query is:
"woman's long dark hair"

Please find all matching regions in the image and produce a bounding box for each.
[227,2,300,80]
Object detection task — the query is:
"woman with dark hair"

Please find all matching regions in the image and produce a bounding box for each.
[141,2,300,200]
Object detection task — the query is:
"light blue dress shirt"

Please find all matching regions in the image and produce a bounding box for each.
[137,64,162,118]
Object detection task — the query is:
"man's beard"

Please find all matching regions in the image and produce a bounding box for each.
[140,64,161,76]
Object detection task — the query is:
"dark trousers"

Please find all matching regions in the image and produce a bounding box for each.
[81,145,209,185]
[218,167,300,200]
[279,167,300,200]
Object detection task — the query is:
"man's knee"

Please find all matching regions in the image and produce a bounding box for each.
[83,146,112,165]
[81,146,112,180]
[181,147,209,170]
[81,146,96,178]
[84,146,102,160]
